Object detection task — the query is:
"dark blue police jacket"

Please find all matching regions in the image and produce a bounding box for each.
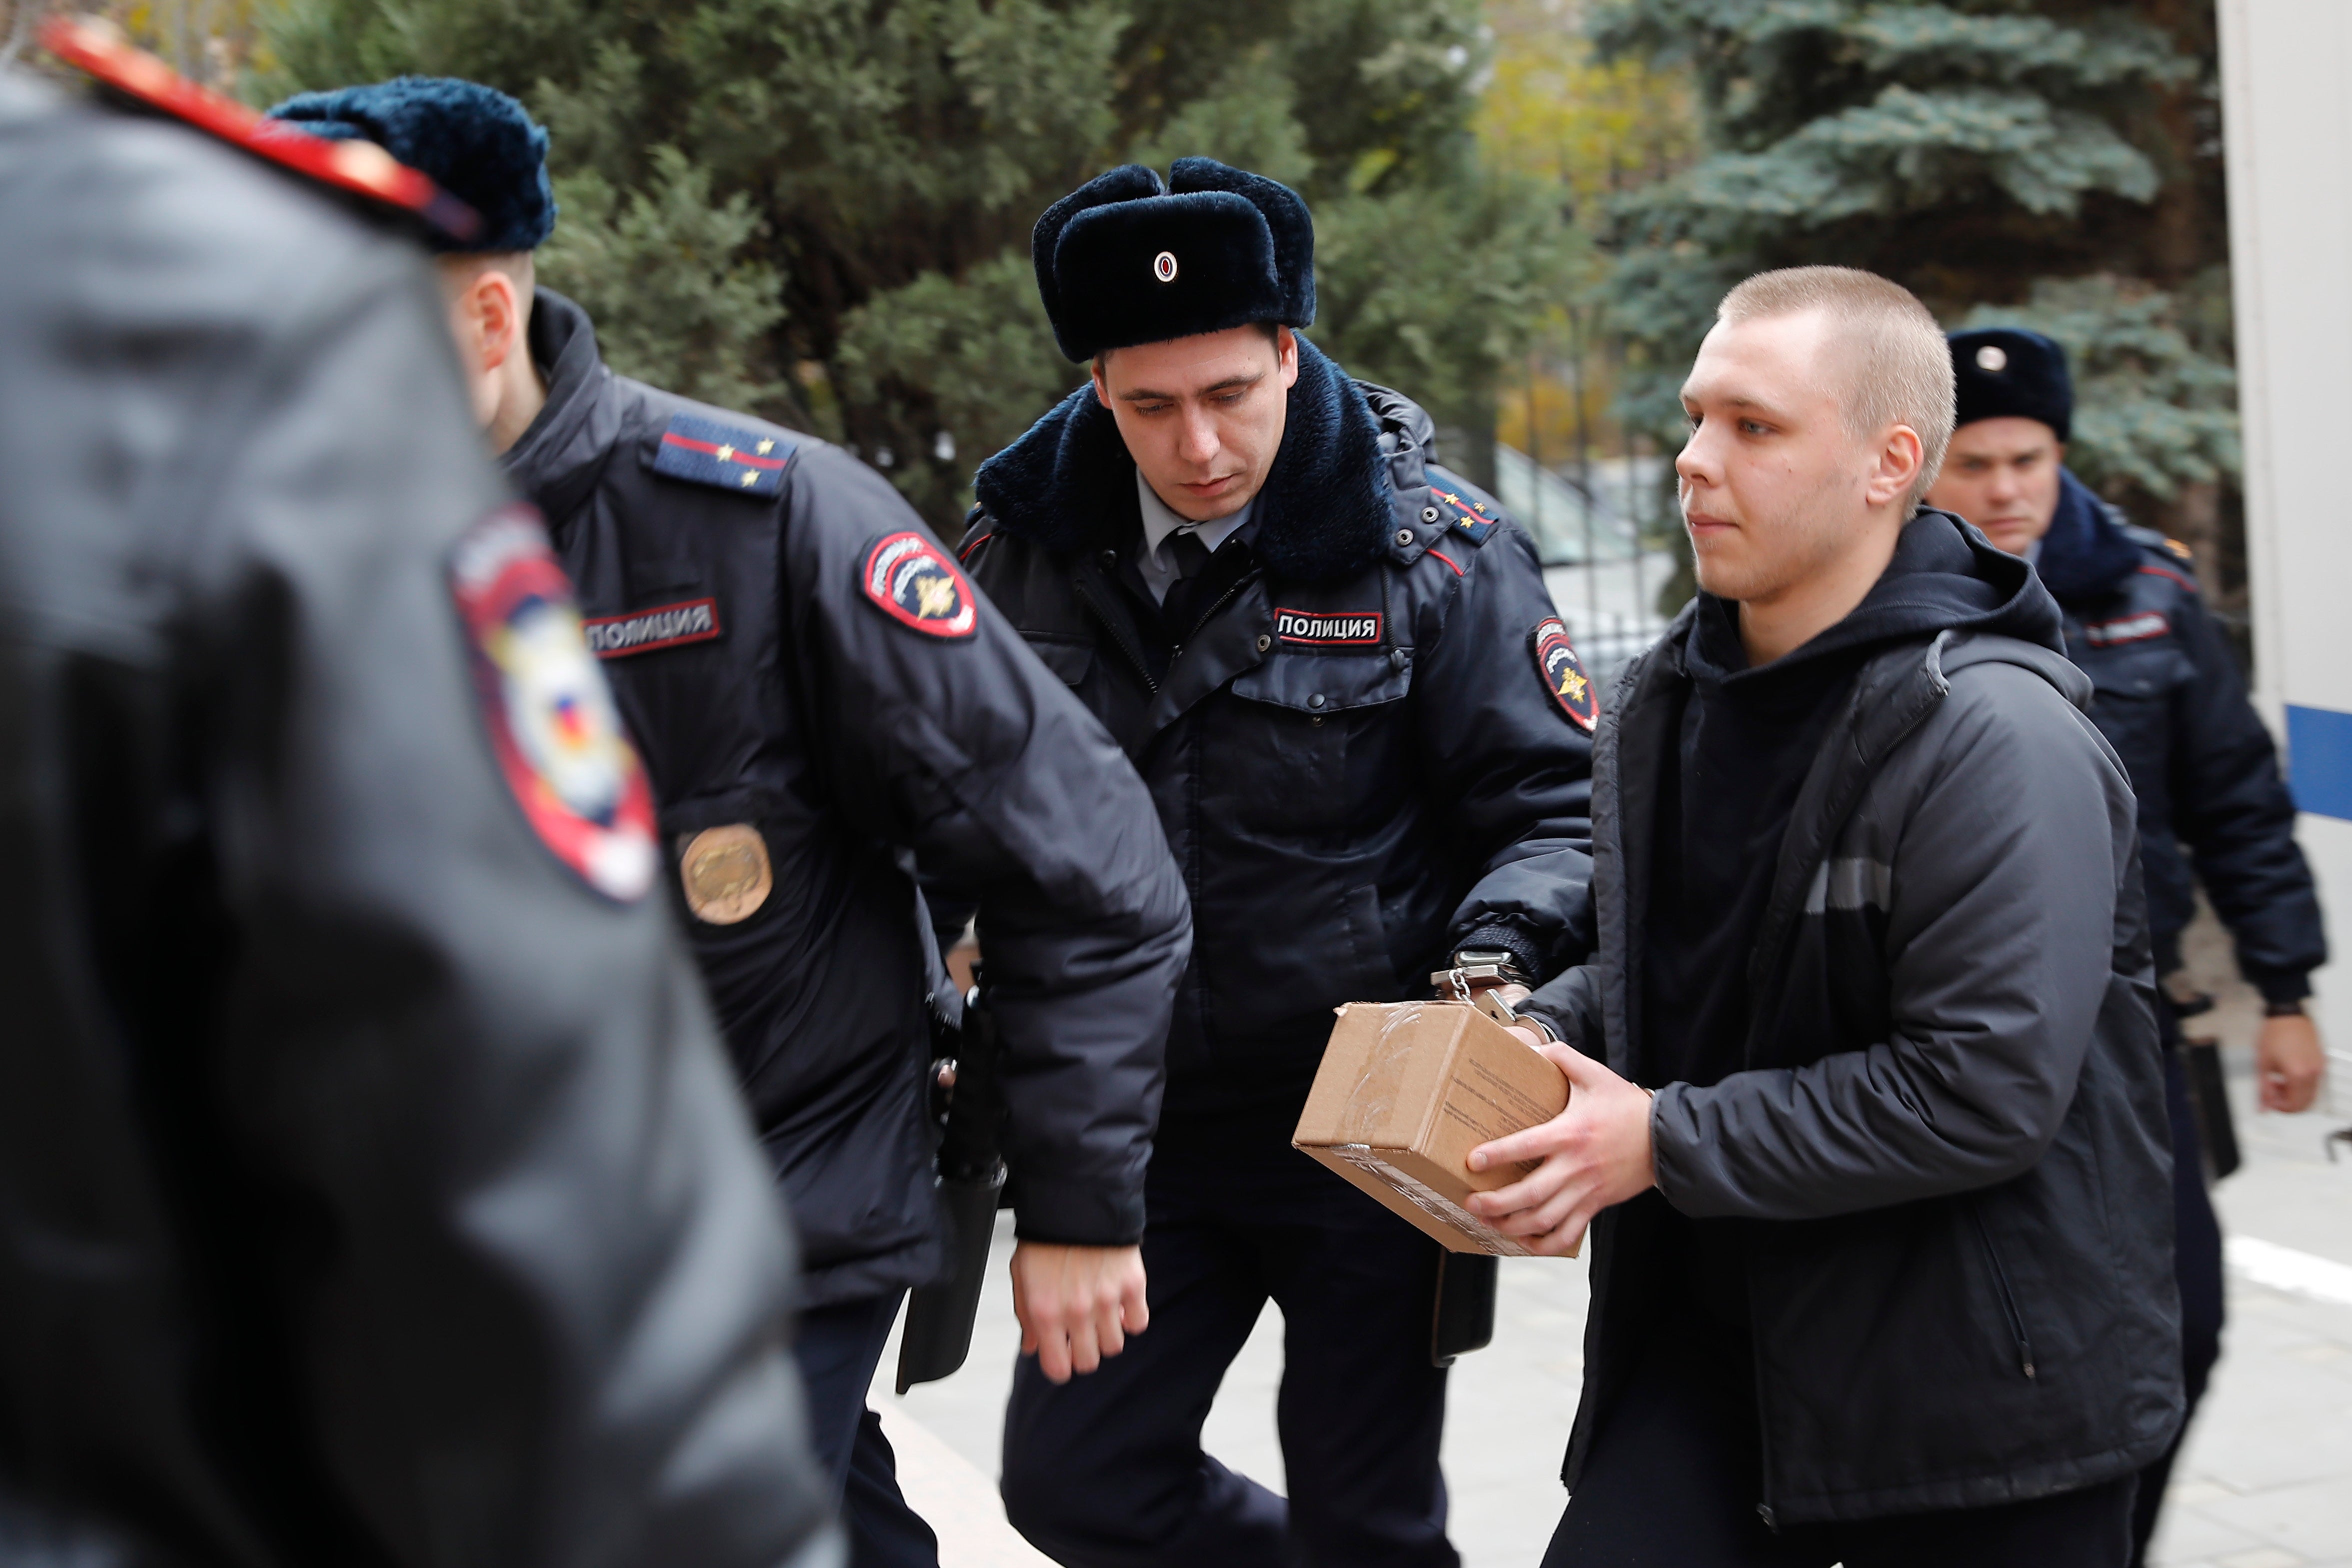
[960,338,1597,1122]
[502,291,1192,1306]
[2034,469,2325,998]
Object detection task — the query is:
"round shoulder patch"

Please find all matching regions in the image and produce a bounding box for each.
[862,531,979,638]
[1532,617,1597,732]
[450,507,657,900]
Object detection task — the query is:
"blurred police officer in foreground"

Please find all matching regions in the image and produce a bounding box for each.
[1926,328,2328,1563]
[0,28,836,1568]
[957,160,1596,1568]
[267,78,1193,1568]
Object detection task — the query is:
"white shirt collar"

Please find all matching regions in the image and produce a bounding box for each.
[1135,471,1253,604]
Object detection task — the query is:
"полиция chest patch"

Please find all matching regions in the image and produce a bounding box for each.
[582,596,722,658]
[1274,608,1382,646]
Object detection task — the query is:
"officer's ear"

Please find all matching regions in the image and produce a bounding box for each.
[436,253,532,377]
[1091,350,1113,408]
[1275,325,1299,390]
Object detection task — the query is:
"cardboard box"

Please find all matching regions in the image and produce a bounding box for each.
[1292,1000,1573,1257]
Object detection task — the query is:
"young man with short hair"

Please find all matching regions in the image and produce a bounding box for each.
[1474,268,2183,1567]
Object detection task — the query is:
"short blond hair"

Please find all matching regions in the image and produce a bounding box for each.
[1718,266,1955,506]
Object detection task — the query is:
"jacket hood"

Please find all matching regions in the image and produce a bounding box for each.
[503,288,624,522]
[1682,509,2065,685]
[973,334,1397,584]
[2032,468,2143,603]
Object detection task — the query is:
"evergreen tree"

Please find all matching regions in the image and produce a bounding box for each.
[1589,0,2242,606]
[257,0,1576,530]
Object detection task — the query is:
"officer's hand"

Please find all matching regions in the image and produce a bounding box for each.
[1010,1242,1148,1385]
[2257,1012,2327,1113]
[1462,1042,1656,1257]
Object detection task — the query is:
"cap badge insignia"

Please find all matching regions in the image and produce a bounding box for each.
[1530,616,1597,732]
[1154,250,1179,283]
[862,531,980,638]
[1976,345,2008,372]
[680,824,773,924]
[449,506,657,900]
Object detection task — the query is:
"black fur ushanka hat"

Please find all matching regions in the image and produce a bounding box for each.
[1949,327,2073,442]
[267,76,555,254]
[1034,158,1316,362]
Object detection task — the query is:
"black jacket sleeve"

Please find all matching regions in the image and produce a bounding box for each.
[158,184,836,1560]
[1417,521,1597,980]
[2163,589,2326,1000]
[783,449,1190,1247]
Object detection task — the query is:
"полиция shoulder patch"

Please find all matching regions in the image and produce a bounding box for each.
[862,531,979,638]
[1531,616,1597,732]
[449,506,658,899]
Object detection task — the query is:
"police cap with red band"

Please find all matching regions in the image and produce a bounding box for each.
[40,15,479,245]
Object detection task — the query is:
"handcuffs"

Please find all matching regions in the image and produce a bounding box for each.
[1430,949,1557,1044]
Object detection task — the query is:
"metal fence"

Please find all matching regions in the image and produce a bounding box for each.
[1492,444,1678,693]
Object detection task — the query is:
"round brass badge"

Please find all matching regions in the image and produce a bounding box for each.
[679,824,773,924]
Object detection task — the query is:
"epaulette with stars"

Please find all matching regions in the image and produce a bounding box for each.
[1427,486,1501,547]
[648,414,796,497]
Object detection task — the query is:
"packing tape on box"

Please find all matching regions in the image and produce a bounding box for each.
[1339,999,1427,1143]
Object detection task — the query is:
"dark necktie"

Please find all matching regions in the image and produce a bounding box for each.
[1161,528,1216,636]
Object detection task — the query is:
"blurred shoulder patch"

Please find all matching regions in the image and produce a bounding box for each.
[649,413,793,496]
[449,506,657,899]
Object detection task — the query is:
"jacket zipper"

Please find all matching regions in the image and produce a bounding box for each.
[1172,571,1259,654]
[1968,1204,2038,1380]
[1074,567,1159,694]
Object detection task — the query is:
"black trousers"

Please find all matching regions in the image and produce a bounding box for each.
[2129,1040,2228,1564]
[999,1117,1456,1568]
[1545,1317,2136,1568]
[792,1292,941,1568]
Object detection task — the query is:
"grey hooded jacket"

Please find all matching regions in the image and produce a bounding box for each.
[1526,522,2183,1525]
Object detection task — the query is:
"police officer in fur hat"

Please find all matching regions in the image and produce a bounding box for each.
[268,78,1193,1568]
[956,160,1596,1567]
[1926,327,2329,1565]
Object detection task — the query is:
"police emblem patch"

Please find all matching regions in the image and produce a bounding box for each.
[679,824,774,924]
[1274,608,1383,646]
[862,531,979,638]
[450,507,657,900]
[583,596,722,658]
[1531,617,1597,731]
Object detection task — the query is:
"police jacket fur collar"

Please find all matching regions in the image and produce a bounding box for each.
[975,334,1396,585]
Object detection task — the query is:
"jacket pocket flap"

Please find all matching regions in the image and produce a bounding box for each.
[1229,652,1409,713]
[2079,642,2190,700]
[1021,633,1096,689]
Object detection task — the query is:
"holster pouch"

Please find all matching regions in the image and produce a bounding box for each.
[2181,1041,2243,1182]
[897,984,1010,1393]
[897,1162,1007,1393]
[1432,1251,1499,1366]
